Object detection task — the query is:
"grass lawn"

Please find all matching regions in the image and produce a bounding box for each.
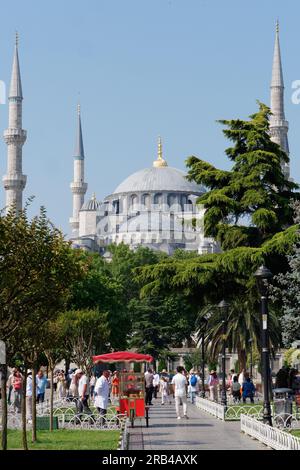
[4,429,120,450]
[291,430,300,438]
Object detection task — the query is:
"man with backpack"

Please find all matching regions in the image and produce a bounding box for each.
[188,369,198,404]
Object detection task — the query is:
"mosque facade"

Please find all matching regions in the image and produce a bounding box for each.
[2,25,291,257]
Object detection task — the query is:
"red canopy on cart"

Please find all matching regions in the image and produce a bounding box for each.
[92,351,153,364]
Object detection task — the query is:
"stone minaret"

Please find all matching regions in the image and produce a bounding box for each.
[70,104,87,235]
[269,21,290,179]
[3,33,27,214]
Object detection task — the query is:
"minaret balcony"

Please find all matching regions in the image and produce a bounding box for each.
[70,182,88,194]
[3,128,27,145]
[69,217,79,230]
[3,173,27,190]
[269,118,288,129]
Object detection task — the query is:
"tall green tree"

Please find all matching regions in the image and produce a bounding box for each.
[69,245,164,350]
[137,102,300,369]
[186,102,298,250]
[197,298,281,369]
[0,206,85,450]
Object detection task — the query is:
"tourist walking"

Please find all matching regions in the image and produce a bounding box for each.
[77,369,92,414]
[26,370,33,423]
[69,369,79,400]
[171,366,189,420]
[53,370,59,393]
[228,369,237,387]
[242,377,256,403]
[111,371,120,401]
[238,369,246,387]
[153,371,160,399]
[159,376,169,405]
[7,368,17,405]
[94,371,110,424]
[89,374,96,399]
[36,369,48,403]
[231,375,241,403]
[57,371,67,399]
[188,369,198,404]
[12,369,23,413]
[145,369,154,406]
[208,370,219,401]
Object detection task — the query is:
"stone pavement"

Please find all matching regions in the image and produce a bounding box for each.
[128,399,268,450]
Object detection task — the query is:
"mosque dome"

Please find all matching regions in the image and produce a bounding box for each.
[112,138,204,196]
[113,166,203,195]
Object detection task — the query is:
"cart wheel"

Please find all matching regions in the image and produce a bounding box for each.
[130,409,135,428]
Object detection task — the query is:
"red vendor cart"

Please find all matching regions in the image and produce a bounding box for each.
[92,351,153,427]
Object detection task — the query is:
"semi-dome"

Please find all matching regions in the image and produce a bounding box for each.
[113,166,204,195]
[81,193,100,211]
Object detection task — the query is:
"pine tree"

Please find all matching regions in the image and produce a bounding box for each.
[186,102,298,250]
[274,202,300,346]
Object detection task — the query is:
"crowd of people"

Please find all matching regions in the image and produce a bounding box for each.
[4,364,300,424]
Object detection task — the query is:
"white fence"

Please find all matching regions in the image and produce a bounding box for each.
[241,414,300,450]
[118,419,129,450]
[195,396,225,420]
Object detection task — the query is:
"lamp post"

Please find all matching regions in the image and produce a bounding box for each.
[218,300,229,409]
[254,265,273,426]
[248,338,253,380]
[199,317,208,398]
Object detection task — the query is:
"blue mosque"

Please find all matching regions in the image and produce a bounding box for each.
[2,24,290,257]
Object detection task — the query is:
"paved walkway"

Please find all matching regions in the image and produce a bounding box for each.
[128,399,268,450]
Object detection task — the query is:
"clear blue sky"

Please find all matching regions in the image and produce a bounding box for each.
[0,0,299,236]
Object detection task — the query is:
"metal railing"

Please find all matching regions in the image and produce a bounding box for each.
[195,396,225,420]
[241,414,300,450]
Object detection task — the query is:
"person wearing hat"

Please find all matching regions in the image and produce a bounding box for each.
[208,370,219,402]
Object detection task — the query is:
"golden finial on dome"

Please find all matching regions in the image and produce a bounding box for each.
[91,192,96,201]
[153,136,168,168]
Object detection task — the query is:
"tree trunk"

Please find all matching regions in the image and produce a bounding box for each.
[238,349,247,371]
[21,369,28,450]
[50,366,54,432]
[31,365,37,443]
[65,357,70,376]
[1,364,8,450]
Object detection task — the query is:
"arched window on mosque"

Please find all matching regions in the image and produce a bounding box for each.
[154,193,163,207]
[167,194,178,210]
[131,194,138,209]
[181,195,188,211]
[186,198,193,212]
[142,193,151,210]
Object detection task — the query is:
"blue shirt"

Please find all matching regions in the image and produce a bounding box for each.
[242,381,255,397]
[36,375,48,394]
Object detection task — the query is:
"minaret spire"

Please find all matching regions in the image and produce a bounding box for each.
[269,20,290,179]
[3,33,27,214]
[70,103,88,235]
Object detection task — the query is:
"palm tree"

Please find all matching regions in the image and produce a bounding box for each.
[197,298,280,371]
